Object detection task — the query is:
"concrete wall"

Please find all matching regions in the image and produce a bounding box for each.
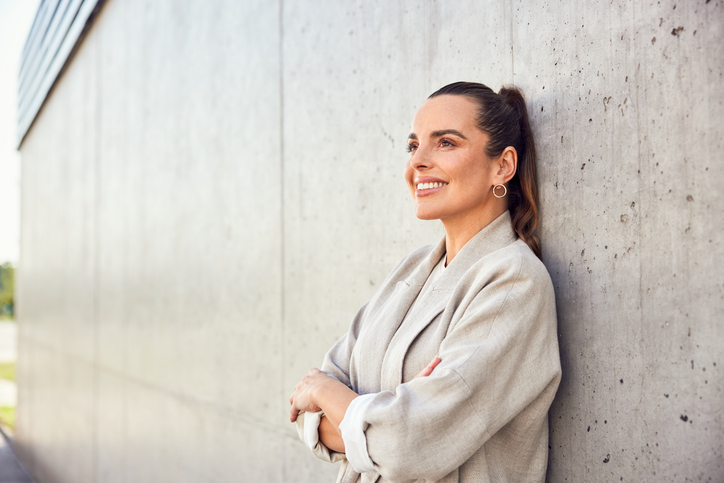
[16,0,723,482]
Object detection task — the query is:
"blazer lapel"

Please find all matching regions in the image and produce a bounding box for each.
[379,285,451,391]
[351,238,446,393]
[379,211,518,390]
[374,238,446,391]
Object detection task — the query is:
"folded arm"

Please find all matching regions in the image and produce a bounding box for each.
[290,355,441,455]
[289,368,358,452]
[318,415,345,452]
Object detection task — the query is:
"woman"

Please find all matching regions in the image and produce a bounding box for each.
[289,81,561,483]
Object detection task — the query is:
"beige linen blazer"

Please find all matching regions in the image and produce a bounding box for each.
[320,211,561,483]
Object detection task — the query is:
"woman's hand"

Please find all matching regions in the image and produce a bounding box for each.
[289,368,330,422]
[415,355,441,378]
[289,368,360,453]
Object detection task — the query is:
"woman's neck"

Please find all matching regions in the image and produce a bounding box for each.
[442,203,508,264]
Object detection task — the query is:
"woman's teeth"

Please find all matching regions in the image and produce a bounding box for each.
[417,182,447,190]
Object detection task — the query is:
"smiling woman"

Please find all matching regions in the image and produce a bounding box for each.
[289,81,561,483]
[404,94,515,262]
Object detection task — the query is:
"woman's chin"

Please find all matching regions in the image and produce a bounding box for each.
[414,209,440,221]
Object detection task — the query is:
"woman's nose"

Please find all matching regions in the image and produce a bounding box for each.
[411,148,432,170]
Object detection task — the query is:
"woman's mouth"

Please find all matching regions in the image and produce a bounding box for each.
[416,181,448,196]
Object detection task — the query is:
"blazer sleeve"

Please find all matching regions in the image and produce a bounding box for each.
[342,251,562,482]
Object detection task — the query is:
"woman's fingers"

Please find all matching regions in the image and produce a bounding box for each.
[289,392,304,422]
[415,355,441,378]
[423,356,441,376]
[290,407,299,423]
[289,368,328,422]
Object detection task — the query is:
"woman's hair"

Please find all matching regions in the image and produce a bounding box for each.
[428,81,541,258]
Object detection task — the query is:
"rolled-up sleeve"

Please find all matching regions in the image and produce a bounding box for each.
[339,394,377,472]
[295,411,346,463]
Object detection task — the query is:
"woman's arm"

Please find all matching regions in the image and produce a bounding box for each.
[289,369,359,424]
[319,415,344,452]
[290,369,358,454]
[291,357,443,454]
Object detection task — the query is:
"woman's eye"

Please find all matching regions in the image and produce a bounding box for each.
[406,144,418,153]
[440,139,453,148]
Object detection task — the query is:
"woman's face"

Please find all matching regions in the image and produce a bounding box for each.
[405,95,498,224]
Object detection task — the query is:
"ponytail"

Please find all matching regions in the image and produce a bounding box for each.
[498,86,540,258]
[429,82,542,258]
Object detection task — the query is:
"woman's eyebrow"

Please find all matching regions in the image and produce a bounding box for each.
[430,129,467,139]
[408,129,468,140]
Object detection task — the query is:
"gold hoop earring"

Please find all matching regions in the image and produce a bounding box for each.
[493,184,507,198]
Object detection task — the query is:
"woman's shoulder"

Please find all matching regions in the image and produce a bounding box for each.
[501,239,551,276]
[467,238,555,296]
[446,239,557,340]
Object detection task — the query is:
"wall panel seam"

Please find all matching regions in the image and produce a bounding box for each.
[279,1,287,480]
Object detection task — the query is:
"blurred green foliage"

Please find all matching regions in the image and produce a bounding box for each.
[0,362,14,382]
[0,262,14,319]
[0,406,15,431]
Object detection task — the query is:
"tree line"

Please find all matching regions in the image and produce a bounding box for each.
[0,263,13,318]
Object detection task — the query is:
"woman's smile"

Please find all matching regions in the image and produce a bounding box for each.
[415,177,449,197]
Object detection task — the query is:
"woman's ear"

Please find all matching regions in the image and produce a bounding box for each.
[496,146,518,184]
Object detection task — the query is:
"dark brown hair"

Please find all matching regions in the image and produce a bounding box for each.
[428,81,541,258]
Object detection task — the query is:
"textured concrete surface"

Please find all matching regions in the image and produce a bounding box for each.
[15,0,724,482]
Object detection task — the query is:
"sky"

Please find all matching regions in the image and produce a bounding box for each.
[0,0,39,265]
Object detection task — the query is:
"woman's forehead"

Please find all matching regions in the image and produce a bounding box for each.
[411,95,479,135]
